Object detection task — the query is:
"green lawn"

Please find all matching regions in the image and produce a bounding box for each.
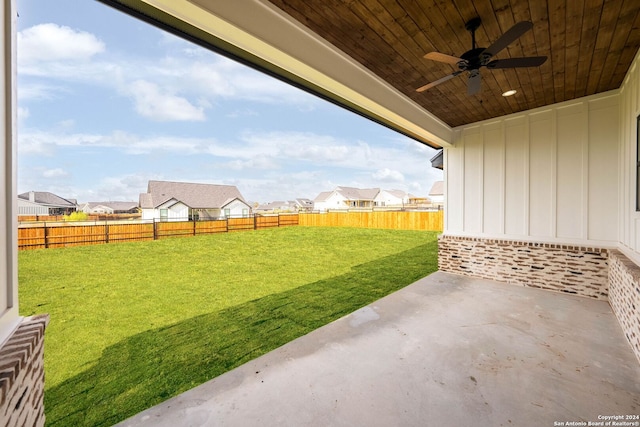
[18,226,439,426]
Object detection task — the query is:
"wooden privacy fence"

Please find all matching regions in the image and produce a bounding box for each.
[18,214,299,250]
[18,213,140,222]
[298,210,443,230]
[17,211,442,250]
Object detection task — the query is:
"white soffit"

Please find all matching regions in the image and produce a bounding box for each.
[127,0,453,148]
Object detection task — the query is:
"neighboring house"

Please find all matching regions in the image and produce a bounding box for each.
[430,149,443,170]
[17,191,77,216]
[313,186,380,212]
[255,201,293,213]
[255,198,314,213]
[139,180,251,221]
[80,201,139,215]
[293,198,314,212]
[374,189,409,207]
[312,191,335,212]
[408,195,430,206]
[428,181,444,208]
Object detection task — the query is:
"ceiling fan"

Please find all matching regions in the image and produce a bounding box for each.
[416,17,547,96]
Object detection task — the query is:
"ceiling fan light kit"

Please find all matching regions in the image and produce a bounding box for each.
[417,17,548,96]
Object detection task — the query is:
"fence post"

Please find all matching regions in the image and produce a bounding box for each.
[225,217,229,233]
[193,218,197,236]
[277,214,281,227]
[43,222,48,249]
[254,214,257,230]
[153,218,158,240]
[105,222,109,244]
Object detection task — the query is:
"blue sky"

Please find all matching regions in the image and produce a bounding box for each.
[16,0,442,204]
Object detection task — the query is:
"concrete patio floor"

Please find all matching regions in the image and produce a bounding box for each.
[117,271,640,427]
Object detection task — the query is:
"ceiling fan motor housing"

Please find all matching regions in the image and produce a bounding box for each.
[459,47,489,71]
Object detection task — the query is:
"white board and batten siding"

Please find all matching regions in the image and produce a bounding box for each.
[223,199,251,217]
[314,192,346,212]
[444,90,620,247]
[141,200,188,221]
[165,201,189,221]
[619,49,640,262]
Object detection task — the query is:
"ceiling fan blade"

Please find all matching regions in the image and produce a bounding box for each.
[487,56,547,68]
[483,21,533,57]
[468,71,481,95]
[416,71,463,92]
[424,51,463,65]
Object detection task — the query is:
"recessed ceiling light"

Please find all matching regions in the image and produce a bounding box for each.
[502,89,517,97]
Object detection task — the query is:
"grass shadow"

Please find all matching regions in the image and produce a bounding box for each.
[45,241,438,426]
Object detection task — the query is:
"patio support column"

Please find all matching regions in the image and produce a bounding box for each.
[0,0,19,349]
[0,2,49,426]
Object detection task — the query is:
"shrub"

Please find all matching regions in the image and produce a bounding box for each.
[63,211,89,222]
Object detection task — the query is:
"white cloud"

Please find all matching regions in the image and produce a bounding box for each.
[128,79,206,122]
[213,175,322,203]
[228,72,306,104]
[56,119,76,130]
[288,142,350,162]
[17,82,68,101]
[17,106,29,121]
[185,61,237,97]
[239,131,433,183]
[17,173,154,204]
[18,23,105,64]
[226,108,259,119]
[409,181,424,192]
[373,168,405,182]
[160,57,310,105]
[94,173,160,202]
[18,26,313,122]
[17,125,443,194]
[118,134,207,155]
[241,131,354,164]
[18,132,57,156]
[19,130,106,155]
[42,168,69,178]
[17,129,215,156]
[224,157,279,171]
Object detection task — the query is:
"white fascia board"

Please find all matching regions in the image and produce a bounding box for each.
[157,197,180,209]
[227,198,251,209]
[133,0,453,148]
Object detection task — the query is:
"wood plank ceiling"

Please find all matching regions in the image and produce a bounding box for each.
[266,0,640,128]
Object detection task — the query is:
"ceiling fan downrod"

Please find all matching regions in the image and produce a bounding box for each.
[466,17,481,50]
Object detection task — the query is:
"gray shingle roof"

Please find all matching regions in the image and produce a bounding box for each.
[313,191,333,202]
[383,189,407,198]
[142,180,247,209]
[139,193,154,209]
[18,191,76,207]
[295,198,313,206]
[85,201,139,211]
[336,186,380,200]
[429,181,444,196]
[256,201,289,210]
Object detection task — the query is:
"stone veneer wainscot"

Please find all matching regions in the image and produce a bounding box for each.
[0,315,49,427]
[438,235,609,300]
[608,250,640,363]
